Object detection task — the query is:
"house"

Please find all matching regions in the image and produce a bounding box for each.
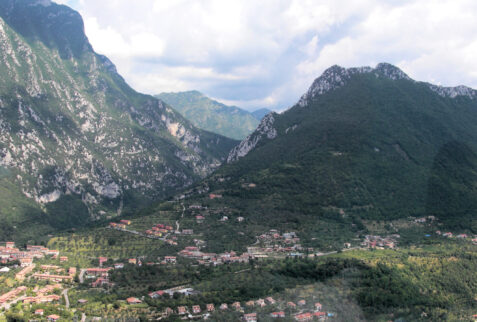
[59,256,68,262]
[246,300,255,307]
[298,299,306,306]
[220,303,228,310]
[126,297,142,304]
[287,302,297,309]
[457,234,468,238]
[294,313,313,321]
[91,277,111,288]
[182,229,194,235]
[232,301,242,310]
[237,216,245,222]
[164,307,173,315]
[0,267,10,273]
[313,312,326,319]
[128,258,137,265]
[164,256,177,264]
[243,313,257,322]
[266,296,276,304]
[209,193,223,199]
[98,257,108,266]
[35,309,44,316]
[78,299,88,304]
[19,257,33,267]
[120,220,131,225]
[47,315,60,321]
[206,303,215,312]
[314,302,322,311]
[5,242,15,248]
[149,290,165,298]
[271,311,286,318]
[177,306,187,315]
[196,215,205,223]
[192,305,201,314]
[114,263,124,269]
[68,267,77,276]
[256,298,266,307]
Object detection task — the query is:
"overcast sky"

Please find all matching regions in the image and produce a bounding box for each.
[56,0,477,111]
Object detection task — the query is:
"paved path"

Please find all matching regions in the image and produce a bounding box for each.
[62,288,70,308]
[81,313,86,322]
[79,269,87,283]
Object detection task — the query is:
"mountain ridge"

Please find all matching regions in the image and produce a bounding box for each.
[156,90,262,140]
[0,0,237,241]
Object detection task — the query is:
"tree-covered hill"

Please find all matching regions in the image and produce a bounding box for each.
[205,63,477,233]
[156,91,262,140]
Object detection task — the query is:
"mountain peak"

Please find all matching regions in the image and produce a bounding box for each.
[0,0,91,59]
[298,63,413,107]
[375,62,410,80]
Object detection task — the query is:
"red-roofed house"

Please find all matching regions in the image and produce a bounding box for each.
[232,301,242,310]
[192,305,201,314]
[294,312,313,321]
[271,311,285,318]
[298,300,306,306]
[47,315,60,321]
[243,313,257,322]
[177,306,187,315]
[206,303,215,312]
[126,297,142,304]
[287,302,297,309]
[314,302,322,311]
[35,309,44,316]
[313,312,326,319]
[98,257,108,266]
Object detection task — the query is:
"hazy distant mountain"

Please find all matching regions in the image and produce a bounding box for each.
[156,91,261,140]
[251,108,272,120]
[0,0,237,240]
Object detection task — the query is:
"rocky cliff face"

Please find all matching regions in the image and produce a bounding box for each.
[0,0,236,237]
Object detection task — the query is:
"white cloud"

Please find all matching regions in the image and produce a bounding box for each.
[62,0,477,111]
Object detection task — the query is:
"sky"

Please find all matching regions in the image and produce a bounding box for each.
[55,0,477,111]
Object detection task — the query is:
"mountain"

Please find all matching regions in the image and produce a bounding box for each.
[156,91,260,140]
[251,108,271,120]
[0,0,237,241]
[185,62,477,248]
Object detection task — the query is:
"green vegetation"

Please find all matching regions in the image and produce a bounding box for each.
[157,91,260,140]
[0,1,237,243]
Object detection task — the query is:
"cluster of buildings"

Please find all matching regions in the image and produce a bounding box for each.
[147,296,330,321]
[87,267,114,288]
[32,265,76,283]
[361,235,399,249]
[246,230,308,258]
[0,242,59,266]
[178,247,251,265]
[144,223,174,238]
[22,284,62,304]
[109,219,132,230]
[0,286,27,307]
[148,287,197,299]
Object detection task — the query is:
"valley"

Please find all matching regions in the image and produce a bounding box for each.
[0,1,476,321]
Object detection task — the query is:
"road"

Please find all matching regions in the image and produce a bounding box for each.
[79,269,87,283]
[62,288,70,308]
[81,313,86,322]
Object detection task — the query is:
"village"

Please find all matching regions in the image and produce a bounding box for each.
[1,209,476,321]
